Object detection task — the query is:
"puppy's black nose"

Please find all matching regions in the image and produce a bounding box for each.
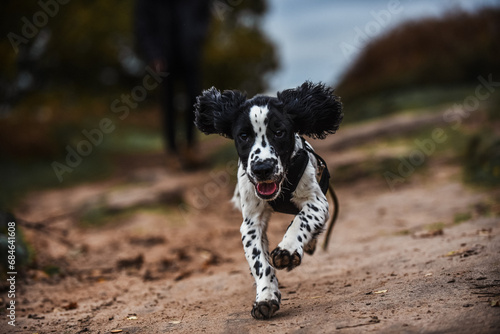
[252,160,275,180]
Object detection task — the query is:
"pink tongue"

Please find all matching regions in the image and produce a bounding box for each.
[257,182,277,196]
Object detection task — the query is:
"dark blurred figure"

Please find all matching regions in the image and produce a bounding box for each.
[135,0,211,170]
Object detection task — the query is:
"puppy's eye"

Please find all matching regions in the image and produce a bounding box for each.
[274,130,285,138]
[239,133,249,141]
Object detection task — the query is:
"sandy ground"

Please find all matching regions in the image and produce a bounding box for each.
[2,117,500,334]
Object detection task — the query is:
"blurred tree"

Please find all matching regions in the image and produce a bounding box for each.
[0,0,277,113]
[0,0,278,156]
[1,0,137,99]
[1,1,40,110]
[336,7,500,109]
[203,0,278,96]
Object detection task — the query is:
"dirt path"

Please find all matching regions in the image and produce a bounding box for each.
[2,116,500,333]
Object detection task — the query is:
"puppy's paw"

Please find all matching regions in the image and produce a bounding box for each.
[251,300,280,320]
[270,247,301,271]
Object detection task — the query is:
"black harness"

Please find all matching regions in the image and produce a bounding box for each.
[269,138,330,215]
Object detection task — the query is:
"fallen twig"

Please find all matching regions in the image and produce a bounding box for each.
[336,316,380,330]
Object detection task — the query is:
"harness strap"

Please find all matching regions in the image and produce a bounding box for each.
[301,136,330,195]
[269,149,309,215]
[310,147,330,195]
[269,138,330,215]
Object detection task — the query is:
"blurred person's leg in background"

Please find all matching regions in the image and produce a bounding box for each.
[135,0,210,170]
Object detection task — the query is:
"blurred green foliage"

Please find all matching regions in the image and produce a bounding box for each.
[1,0,276,96]
[0,0,277,210]
[463,133,500,187]
[0,212,32,275]
[1,0,136,95]
[0,0,278,151]
[205,20,278,95]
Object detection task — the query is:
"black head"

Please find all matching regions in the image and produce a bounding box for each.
[194,81,343,200]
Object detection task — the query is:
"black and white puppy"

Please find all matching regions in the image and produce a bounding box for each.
[194,81,343,319]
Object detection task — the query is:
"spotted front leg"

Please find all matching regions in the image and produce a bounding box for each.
[271,200,328,270]
[271,163,329,271]
[240,213,281,319]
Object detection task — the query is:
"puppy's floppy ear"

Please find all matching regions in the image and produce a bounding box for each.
[194,87,247,139]
[277,81,343,139]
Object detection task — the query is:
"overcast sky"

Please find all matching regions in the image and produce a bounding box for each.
[262,0,500,92]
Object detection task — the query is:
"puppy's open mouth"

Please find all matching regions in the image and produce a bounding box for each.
[256,181,280,199]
